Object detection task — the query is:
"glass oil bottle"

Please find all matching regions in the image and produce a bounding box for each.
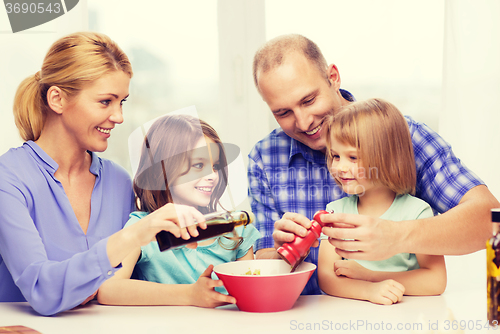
[487,208,500,324]
[156,210,254,252]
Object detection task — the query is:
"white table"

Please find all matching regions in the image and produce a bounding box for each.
[0,289,488,334]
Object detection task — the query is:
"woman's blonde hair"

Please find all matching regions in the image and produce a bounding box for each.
[324,98,416,195]
[13,31,133,141]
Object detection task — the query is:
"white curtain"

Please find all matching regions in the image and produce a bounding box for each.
[217,0,269,164]
[217,0,268,211]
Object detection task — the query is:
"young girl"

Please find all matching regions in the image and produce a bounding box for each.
[318,98,447,305]
[98,114,260,307]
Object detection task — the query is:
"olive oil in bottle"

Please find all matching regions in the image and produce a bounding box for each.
[487,208,500,324]
[156,210,254,252]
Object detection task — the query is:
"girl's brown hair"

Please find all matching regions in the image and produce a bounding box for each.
[133,114,241,249]
[133,114,228,214]
[13,31,133,142]
[324,98,416,195]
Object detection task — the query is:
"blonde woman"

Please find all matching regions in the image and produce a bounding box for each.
[0,32,204,315]
[318,98,447,305]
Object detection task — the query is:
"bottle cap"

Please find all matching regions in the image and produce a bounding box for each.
[493,208,500,223]
[246,211,255,224]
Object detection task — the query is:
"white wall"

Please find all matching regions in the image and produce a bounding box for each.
[441,0,500,200]
[439,0,500,294]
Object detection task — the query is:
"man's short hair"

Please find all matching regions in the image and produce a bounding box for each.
[253,34,329,92]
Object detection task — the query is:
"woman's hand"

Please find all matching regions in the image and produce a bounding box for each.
[107,203,206,268]
[129,203,206,247]
[188,265,236,308]
[366,280,405,305]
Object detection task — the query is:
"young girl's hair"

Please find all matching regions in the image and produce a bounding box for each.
[324,98,416,195]
[133,114,240,250]
[13,31,132,142]
[134,114,228,214]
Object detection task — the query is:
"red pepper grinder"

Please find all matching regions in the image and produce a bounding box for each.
[277,210,331,271]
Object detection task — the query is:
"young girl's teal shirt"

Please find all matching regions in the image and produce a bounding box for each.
[125,211,260,291]
[322,194,434,272]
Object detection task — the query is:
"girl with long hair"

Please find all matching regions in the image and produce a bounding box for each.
[97,114,260,307]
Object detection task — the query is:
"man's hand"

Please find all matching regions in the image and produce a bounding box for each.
[321,213,401,261]
[256,211,323,259]
[272,212,318,249]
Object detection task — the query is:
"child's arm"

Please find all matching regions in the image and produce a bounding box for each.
[236,246,255,261]
[97,249,236,308]
[318,240,405,305]
[333,253,447,296]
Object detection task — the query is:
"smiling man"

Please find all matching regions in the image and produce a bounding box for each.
[247,34,499,295]
[255,51,349,153]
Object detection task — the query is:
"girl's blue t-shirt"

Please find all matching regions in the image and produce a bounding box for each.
[125,211,260,292]
[322,194,434,272]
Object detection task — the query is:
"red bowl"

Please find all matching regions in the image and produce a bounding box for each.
[214,259,316,312]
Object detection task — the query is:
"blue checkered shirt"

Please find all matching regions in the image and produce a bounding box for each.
[248,95,484,295]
